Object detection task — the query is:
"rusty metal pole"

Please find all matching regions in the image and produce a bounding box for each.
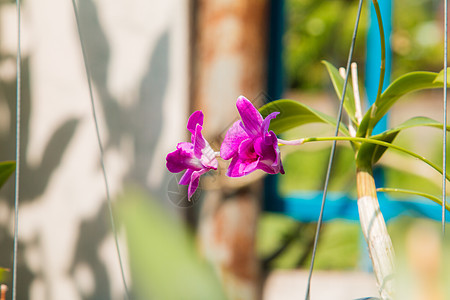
[192,1,269,299]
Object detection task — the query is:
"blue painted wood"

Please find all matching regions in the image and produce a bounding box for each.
[365,0,392,134]
[264,0,449,223]
[268,190,450,223]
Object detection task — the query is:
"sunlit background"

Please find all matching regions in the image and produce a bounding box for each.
[0,0,448,299]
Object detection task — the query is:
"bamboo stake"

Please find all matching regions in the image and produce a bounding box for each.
[356,167,395,299]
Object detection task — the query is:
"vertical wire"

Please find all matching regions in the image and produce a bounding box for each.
[70,0,130,298]
[442,0,448,235]
[304,0,364,299]
[12,0,21,299]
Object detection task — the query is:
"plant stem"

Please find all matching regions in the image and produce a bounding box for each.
[351,62,363,124]
[356,166,395,299]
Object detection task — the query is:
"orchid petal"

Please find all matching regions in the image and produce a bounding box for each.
[254,137,276,163]
[201,145,218,169]
[238,138,257,161]
[226,156,243,177]
[254,132,284,174]
[226,156,260,177]
[193,124,206,159]
[166,142,202,173]
[242,159,259,174]
[261,112,279,133]
[264,130,278,145]
[187,111,204,135]
[220,121,249,160]
[188,169,207,199]
[236,96,263,136]
[179,168,194,185]
[257,161,281,174]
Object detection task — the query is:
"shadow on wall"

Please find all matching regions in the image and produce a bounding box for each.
[78,0,170,199]
[0,0,170,298]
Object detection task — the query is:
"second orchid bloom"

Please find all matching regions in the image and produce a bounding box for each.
[166,96,284,199]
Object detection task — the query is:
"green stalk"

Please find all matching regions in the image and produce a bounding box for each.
[284,136,450,182]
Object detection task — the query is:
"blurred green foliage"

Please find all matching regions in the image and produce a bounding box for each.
[257,213,360,270]
[118,187,226,300]
[285,0,368,90]
[391,0,443,78]
[0,267,9,284]
[285,0,443,90]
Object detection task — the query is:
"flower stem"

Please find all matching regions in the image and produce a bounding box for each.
[351,62,363,124]
[279,136,450,182]
[277,138,304,146]
[356,166,395,299]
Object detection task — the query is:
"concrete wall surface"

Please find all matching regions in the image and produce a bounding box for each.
[0,0,189,299]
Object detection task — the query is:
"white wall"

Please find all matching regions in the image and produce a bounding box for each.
[0,0,189,299]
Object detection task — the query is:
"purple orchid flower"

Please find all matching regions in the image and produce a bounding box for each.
[166,111,218,199]
[220,96,284,177]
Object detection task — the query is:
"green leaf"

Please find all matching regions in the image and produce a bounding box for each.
[0,161,15,189]
[322,60,357,123]
[118,187,226,300]
[357,131,399,167]
[259,99,349,136]
[374,116,450,137]
[357,116,450,167]
[377,187,450,212]
[433,67,450,84]
[358,71,443,136]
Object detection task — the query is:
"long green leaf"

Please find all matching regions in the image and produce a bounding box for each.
[322,60,357,123]
[259,99,349,136]
[0,161,15,189]
[377,187,450,212]
[357,71,443,136]
[357,131,399,167]
[374,116,450,138]
[357,116,450,167]
[433,67,450,84]
[301,136,449,181]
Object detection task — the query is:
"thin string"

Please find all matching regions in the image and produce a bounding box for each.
[304,0,364,298]
[442,0,448,235]
[12,0,21,299]
[70,0,130,298]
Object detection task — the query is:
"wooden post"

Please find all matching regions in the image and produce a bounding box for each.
[192,0,269,299]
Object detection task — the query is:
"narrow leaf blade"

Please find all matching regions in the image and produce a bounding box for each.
[374,116,450,138]
[259,99,349,136]
[357,116,449,166]
[322,60,357,123]
[377,187,450,212]
[358,71,444,136]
